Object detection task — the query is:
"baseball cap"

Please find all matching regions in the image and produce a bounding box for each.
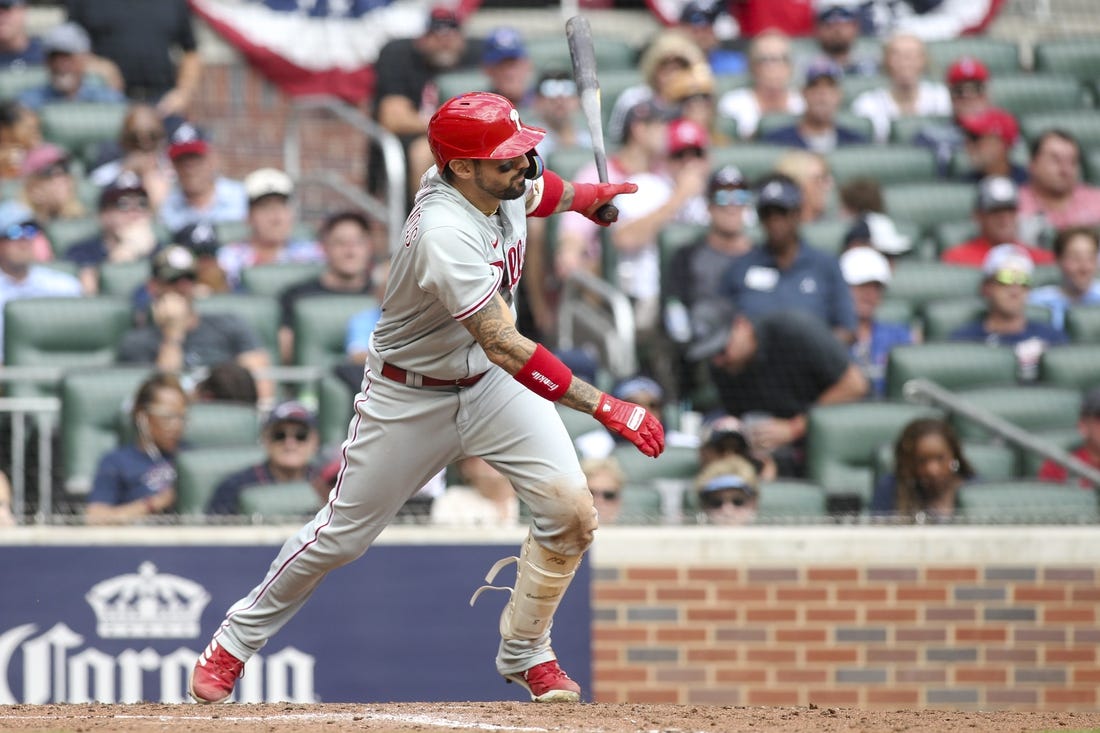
[167,123,210,160]
[244,167,294,204]
[701,415,749,451]
[98,170,148,210]
[756,176,803,212]
[679,0,718,26]
[0,200,36,239]
[946,56,990,86]
[668,118,708,155]
[975,175,1019,212]
[482,27,526,65]
[20,143,68,177]
[817,2,858,22]
[698,465,758,498]
[426,6,461,32]
[264,400,317,430]
[981,242,1035,279]
[622,100,675,131]
[845,212,911,255]
[612,376,664,405]
[1080,387,1100,418]
[959,107,1018,146]
[804,57,843,86]
[151,245,198,281]
[173,222,221,257]
[840,246,892,286]
[42,22,90,55]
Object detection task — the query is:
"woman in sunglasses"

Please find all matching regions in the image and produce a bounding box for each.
[693,454,759,526]
[20,143,86,224]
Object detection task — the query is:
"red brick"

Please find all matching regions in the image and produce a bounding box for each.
[716,667,767,684]
[776,587,828,602]
[927,567,979,582]
[986,648,1037,663]
[746,607,797,623]
[593,648,619,662]
[1044,688,1098,705]
[807,567,860,582]
[776,628,828,644]
[867,688,920,706]
[594,627,648,642]
[1014,628,1066,644]
[627,688,680,703]
[775,668,828,684]
[896,668,946,684]
[687,568,740,582]
[747,568,801,583]
[896,586,948,602]
[867,607,918,623]
[590,688,622,703]
[926,607,976,622]
[1073,667,1100,684]
[955,627,1008,642]
[594,587,648,602]
[686,647,739,663]
[716,587,769,602]
[807,689,860,706]
[655,668,707,683]
[627,568,680,581]
[837,587,889,602]
[1013,585,1066,602]
[955,667,1007,684]
[1046,606,1097,624]
[806,607,859,623]
[806,647,859,664]
[747,688,801,705]
[896,628,947,642]
[867,648,918,664]
[746,648,799,664]
[655,628,708,643]
[685,607,737,622]
[599,666,649,682]
[985,688,1038,706]
[1045,647,1096,664]
[1070,587,1100,602]
[656,587,709,602]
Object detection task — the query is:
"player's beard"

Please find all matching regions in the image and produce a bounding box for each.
[474,164,526,201]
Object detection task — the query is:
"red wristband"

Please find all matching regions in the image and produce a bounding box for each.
[569,182,598,213]
[514,344,573,401]
[531,170,564,217]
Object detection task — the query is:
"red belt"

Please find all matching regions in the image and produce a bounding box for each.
[380,362,487,388]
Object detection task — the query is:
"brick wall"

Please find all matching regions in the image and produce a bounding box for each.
[590,526,1100,710]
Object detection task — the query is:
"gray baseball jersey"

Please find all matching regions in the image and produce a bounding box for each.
[209,166,595,683]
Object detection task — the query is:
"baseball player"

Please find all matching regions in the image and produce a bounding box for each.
[189,92,665,704]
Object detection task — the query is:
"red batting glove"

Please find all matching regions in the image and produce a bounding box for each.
[570,181,638,227]
[594,393,665,458]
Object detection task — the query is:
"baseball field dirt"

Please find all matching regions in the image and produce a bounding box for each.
[3,702,1100,732]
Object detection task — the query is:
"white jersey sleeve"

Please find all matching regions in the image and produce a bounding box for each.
[416,224,503,320]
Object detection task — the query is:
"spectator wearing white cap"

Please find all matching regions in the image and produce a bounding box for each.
[839,246,914,398]
[950,243,1067,382]
[17,22,125,110]
[842,211,912,262]
[217,167,322,290]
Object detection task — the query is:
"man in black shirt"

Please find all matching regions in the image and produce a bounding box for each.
[66,0,200,119]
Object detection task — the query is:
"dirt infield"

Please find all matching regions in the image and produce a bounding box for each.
[3,702,1100,732]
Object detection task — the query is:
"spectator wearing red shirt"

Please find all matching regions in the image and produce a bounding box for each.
[941,176,1055,267]
[1038,388,1100,488]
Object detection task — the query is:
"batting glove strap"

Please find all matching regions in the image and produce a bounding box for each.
[593,393,666,458]
[570,181,638,227]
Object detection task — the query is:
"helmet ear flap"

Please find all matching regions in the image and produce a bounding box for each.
[524,149,544,180]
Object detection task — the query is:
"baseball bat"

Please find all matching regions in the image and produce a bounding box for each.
[565,15,618,224]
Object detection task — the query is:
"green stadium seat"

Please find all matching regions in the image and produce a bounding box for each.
[612,443,698,490]
[920,297,985,341]
[436,70,491,102]
[4,296,131,397]
[1020,111,1100,149]
[317,371,354,449]
[887,261,983,310]
[213,220,249,246]
[884,342,1018,400]
[949,385,1082,442]
[547,147,598,180]
[38,102,128,164]
[176,445,266,515]
[617,484,662,525]
[806,401,942,507]
[873,439,1020,484]
[755,479,830,522]
[877,298,915,327]
[60,366,151,494]
[989,74,1089,117]
[708,144,789,182]
[556,402,597,441]
[658,222,707,276]
[1066,305,1100,343]
[239,480,322,519]
[889,116,952,144]
[0,66,48,99]
[98,260,150,297]
[958,480,1099,524]
[39,260,78,278]
[827,145,938,186]
[184,401,262,448]
[930,218,977,255]
[800,218,848,256]
[292,294,378,367]
[924,37,1021,78]
[841,74,887,105]
[884,182,977,231]
[713,73,750,96]
[240,262,325,297]
[44,217,101,257]
[525,36,635,73]
[1034,38,1100,84]
[1040,345,1100,391]
[194,294,280,359]
[601,69,647,131]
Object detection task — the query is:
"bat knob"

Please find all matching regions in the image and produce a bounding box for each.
[596,203,618,224]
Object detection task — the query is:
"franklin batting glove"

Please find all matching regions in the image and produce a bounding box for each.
[594,393,665,458]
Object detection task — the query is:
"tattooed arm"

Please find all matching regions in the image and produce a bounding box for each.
[462,293,603,414]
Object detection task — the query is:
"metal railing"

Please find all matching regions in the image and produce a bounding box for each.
[556,269,637,380]
[283,96,407,254]
[904,377,1100,488]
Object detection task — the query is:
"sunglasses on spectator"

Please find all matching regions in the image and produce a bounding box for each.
[2,223,38,241]
[146,407,187,423]
[111,196,149,212]
[992,270,1031,287]
[33,162,69,179]
[272,427,311,443]
[711,188,753,207]
[124,130,165,147]
[753,53,790,65]
[538,78,577,98]
[671,147,705,161]
[591,489,621,501]
[701,492,751,509]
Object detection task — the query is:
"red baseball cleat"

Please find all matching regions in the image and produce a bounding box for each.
[504,659,582,702]
[189,639,244,703]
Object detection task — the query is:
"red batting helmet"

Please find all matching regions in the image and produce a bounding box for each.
[427,92,546,171]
